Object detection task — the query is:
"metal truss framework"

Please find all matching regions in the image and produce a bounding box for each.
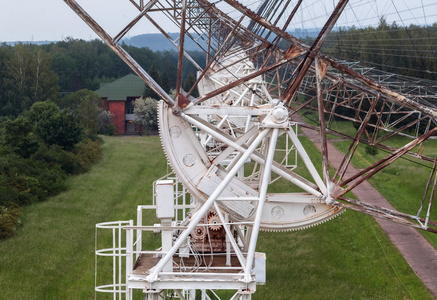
[64,0,437,299]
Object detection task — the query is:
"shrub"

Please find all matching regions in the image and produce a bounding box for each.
[0,204,22,240]
[0,152,67,206]
[6,175,41,206]
[33,144,82,175]
[36,111,83,150]
[133,97,158,135]
[74,139,103,172]
[0,177,20,207]
[365,145,378,156]
[103,123,115,136]
[98,109,114,135]
[2,117,40,158]
[28,161,67,198]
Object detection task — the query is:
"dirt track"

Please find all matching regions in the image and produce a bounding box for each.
[293,114,437,298]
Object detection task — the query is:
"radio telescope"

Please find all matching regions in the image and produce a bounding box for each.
[64,0,437,299]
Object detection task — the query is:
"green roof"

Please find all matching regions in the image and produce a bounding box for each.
[95,74,145,101]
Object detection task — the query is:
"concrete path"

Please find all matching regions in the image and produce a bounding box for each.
[293,114,437,298]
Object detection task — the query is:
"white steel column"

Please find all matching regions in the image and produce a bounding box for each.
[185,113,322,197]
[214,202,247,268]
[287,125,327,194]
[126,220,133,300]
[244,128,279,282]
[147,127,270,281]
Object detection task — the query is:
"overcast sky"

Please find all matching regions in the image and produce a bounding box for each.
[1,0,436,42]
[0,1,160,42]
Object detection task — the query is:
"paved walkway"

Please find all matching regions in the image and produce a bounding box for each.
[293,114,437,298]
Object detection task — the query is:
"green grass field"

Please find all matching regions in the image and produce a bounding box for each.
[0,135,434,299]
[329,120,437,249]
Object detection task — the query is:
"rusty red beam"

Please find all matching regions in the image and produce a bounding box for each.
[190,51,305,107]
[197,0,270,46]
[260,0,303,69]
[315,58,331,184]
[298,120,437,164]
[339,201,437,233]
[418,159,437,219]
[114,0,158,43]
[282,0,349,104]
[375,115,428,145]
[336,126,437,197]
[222,0,437,119]
[334,94,379,183]
[175,0,188,109]
[144,14,202,72]
[64,0,174,107]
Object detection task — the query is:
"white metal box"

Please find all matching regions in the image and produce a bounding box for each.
[156,180,174,219]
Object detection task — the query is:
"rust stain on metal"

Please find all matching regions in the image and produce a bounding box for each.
[177,94,191,109]
[316,59,330,80]
[284,44,305,60]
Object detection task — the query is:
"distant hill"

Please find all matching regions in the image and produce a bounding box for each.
[121,30,323,51]
[122,33,206,52]
[3,40,55,46]
[2,27,339,50]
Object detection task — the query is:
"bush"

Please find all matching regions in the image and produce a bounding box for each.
[365,145,378,156]
[98,109,114,135]
[74,139,103,172]
[2,117,39,158]
[36,111,83,150]
[102,123,115,136]
[6,175,41,206]
[28,161,67,198]
[33,144,82,175]
[133,97,158,135]
[0,152,67,206]
[0,204,22,240]
[0,177,20,207]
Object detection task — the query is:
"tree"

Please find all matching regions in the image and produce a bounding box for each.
[183,72,199,98]
[160,71,171,93]
[57,89,103,136]
[26,99,59,125]
[27,100,83,150]
[3,44,58,117]
[0,45,12,116]
[133,97,158,135]
[77,90,102,136]
[2,117,39,158]
[38,111,83,150]
[143,61,161,99]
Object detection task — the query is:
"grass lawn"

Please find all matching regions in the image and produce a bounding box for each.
[0,135,433,299]
[330,120,437,249]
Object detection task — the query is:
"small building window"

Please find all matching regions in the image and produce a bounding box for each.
[126,107,134,114]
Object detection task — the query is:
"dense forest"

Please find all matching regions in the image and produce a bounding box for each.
[0,38,205,118]
[0,39,205,239]
[295,19,437,81]
[327,20,437,80]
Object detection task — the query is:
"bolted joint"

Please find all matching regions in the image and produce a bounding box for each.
[172,107,182,116]
[271,106,289,124]
[324,196,336,206]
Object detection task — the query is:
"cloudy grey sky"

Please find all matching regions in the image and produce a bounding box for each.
[0,1,162,42]
[1,1,94,42]
[1,0,436,42]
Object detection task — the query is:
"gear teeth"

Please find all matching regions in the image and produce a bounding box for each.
[260,207,345,232]
[157,101,189,190]
[157,68,346,232]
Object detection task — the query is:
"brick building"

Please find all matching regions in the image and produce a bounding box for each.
[96,74,144,134]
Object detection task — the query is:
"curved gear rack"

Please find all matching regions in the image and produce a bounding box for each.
[64,0,437,299]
